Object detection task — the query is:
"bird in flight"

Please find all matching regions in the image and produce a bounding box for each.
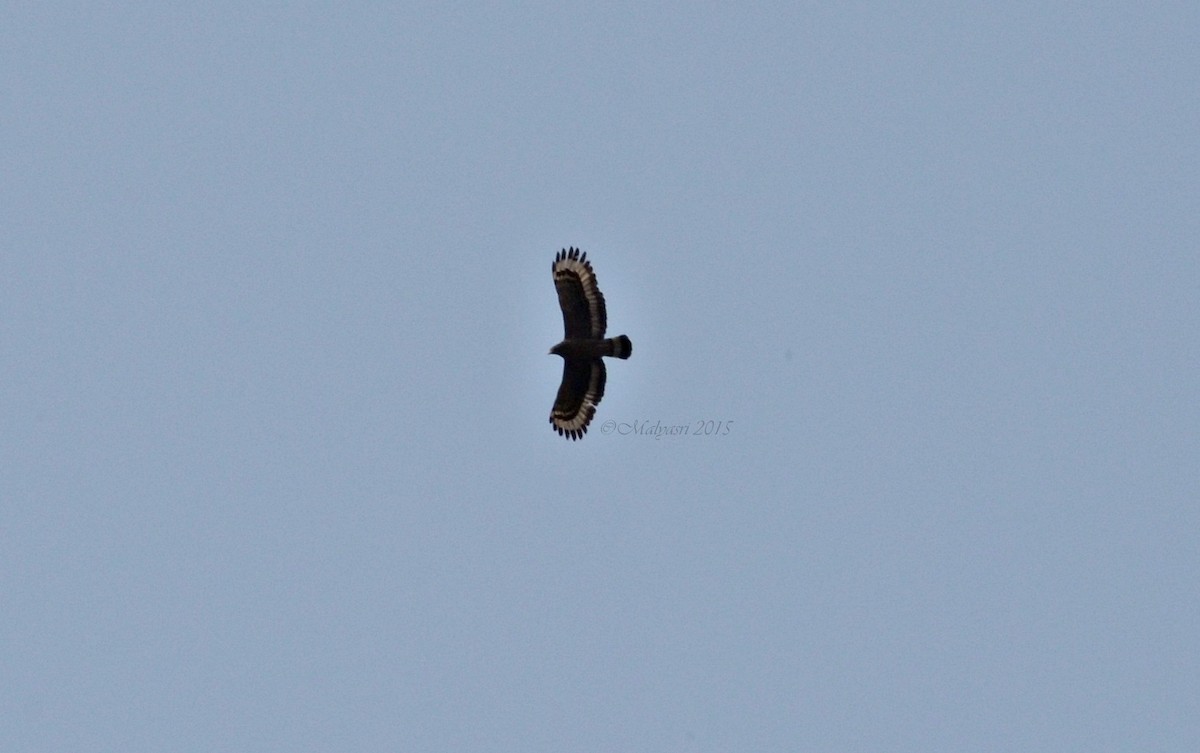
[548,247,632,440]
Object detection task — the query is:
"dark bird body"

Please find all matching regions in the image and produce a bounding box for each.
[548,248,632,440]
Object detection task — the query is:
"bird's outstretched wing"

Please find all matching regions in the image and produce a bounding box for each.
[550,358,606,440]
[552,247,607,339]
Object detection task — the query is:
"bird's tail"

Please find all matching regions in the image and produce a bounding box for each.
[607,335,632,359]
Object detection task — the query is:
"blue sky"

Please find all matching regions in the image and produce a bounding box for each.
[3,4,1198,751]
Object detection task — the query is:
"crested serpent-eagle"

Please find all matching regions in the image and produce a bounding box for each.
[548,247,632,440]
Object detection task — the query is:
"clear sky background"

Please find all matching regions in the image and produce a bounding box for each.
[3,4,1197,751]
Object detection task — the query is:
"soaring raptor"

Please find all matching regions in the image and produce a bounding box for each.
[548,247,632,440]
